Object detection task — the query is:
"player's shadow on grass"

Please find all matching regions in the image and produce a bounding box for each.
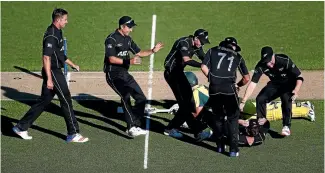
[268,129,285,139]
[1,86,132,140]
[150,100,177,109]
[74,94,168,135]
[74,94,125,122]
[177,133,222,153]
[74,94,219,151]
[13,66,42,79]
[1,115,66,140]
[147,100,177,123]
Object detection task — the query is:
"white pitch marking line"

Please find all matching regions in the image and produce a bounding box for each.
[1,71,152,74]
[1,94,120,101]
[144,14,156,170]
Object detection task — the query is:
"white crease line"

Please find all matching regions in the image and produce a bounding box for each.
[144,14,156,170]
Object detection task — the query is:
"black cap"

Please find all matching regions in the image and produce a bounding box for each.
[119,16,137,28]
[260,46,274,64]
[219,37,241,52]
[194,29,210,45]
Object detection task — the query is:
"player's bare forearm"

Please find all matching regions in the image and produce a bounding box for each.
[108,56,141,65]
[201,64,209,77]
[65,58,80,71]
[136,42,164,57]
[65,59,76,68]
[108,56,123,64]
[237,74,250,87]
[136,49,154,57]
[192,107,203,118]
[238,119,249,126]
[42,55,52,80]
[242,81,257,103]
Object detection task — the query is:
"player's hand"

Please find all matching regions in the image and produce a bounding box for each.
[47,79,54,90]
[239,102,245,112]
[72,65,80,72]
[131,56,142,65]
[235,84,240,93]
[258,118,267,125]
[239,119,249,127]
[243,120,249,127]
[152,42,164,53]
[192,112,199,118]
[291,90,298,101]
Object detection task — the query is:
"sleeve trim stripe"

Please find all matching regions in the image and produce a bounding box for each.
[206,49,211,66]
[43,35,59,44]
[259,67,264,74]
[106,36,117,43]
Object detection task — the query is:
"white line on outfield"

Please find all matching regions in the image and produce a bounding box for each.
[144,14,156,170]
[1,95,120,101]
[1,72,153,74]
[73,76,151,79]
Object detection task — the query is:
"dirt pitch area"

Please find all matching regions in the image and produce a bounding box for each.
[1,71,323,101]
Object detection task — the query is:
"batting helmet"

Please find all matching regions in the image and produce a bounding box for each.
[184,72,198,87]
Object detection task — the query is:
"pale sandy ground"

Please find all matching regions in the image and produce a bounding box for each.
[1,71,323,101]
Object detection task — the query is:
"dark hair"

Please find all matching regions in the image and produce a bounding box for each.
[246,125,260,137]
[52,8,68,21]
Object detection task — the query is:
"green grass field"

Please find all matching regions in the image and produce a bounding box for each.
[1,100,323,172]
[1,1,324,72]
[1,2,324,173]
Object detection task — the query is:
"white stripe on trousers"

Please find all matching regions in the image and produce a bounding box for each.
[51,70,77,134]
[231,85,240,108]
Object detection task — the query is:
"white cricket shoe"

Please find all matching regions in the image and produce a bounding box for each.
[180,122,189,129]
[66,133,89,143]
[12,126,32,140]
[281,126,291,136]
[127,127,147,137]
[305,101,315,122]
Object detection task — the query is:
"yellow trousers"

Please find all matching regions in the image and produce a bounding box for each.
[242,101,310,121]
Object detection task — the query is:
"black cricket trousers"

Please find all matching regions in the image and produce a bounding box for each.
[164,69,201,132]
[17,68,79,135]
[106,71,146,129]
[209,84,240,152]
[256,81,295,127]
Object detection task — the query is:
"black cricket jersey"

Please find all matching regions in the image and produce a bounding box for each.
[103,29,141,72]
[251,54,301,84]
[43,24,66,69]
[203,46,249,88]
[164,36,205,72]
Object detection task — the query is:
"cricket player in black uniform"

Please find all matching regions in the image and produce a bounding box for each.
[201,37,250,157]
[240,46,304,136]
[104,16,163,137]
[163,29,210,138]
[12,8,89,143]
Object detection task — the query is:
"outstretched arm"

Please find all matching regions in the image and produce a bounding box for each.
[183,56,201,67]
[136,42,164,57]
[240,81,257,111]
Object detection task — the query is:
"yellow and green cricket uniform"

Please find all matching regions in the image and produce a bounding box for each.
[242,101,310,121]
[192,85,310,121]
[193,85,209,108]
